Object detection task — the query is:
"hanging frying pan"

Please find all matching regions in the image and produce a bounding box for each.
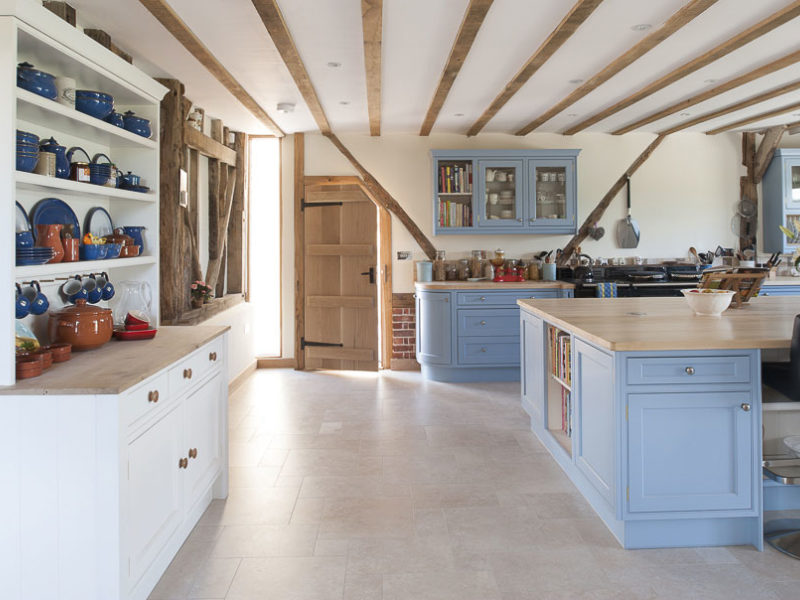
[616,176,640,248]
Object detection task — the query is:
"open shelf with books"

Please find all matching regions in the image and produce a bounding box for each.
[546,324,573,455]
[432,156,475,233]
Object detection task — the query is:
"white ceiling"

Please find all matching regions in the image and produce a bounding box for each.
[65,0,800,136]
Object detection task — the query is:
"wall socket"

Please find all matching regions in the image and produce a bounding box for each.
[397,251,411,260]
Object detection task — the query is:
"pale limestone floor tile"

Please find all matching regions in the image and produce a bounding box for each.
[150,369,796,600]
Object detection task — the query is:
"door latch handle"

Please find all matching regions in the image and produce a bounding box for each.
[360,267,375,284]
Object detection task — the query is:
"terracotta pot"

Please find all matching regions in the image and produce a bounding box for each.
[16,357,43,379]
[48,299,113,351]
[42,343,72,363]
[36,223,64,263]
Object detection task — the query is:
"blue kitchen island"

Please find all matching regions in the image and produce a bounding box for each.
[519,296,800,550]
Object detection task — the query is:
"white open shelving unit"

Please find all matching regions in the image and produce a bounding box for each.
[1,0,167,386]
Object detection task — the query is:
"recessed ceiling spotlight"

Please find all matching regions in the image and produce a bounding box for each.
[704,79,717,84]
[793,113,800,117]
[454,113,464,117]
[567,113,579,117]
[339,101,350,105]
[569,79,583,84]
[680,112,691,117]
[631,23,652,31]
[327,61,341,68]
[276,102,295,113]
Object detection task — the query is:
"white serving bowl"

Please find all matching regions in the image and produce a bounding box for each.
[681,288,735,316]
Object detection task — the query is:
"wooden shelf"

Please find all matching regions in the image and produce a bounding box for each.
[16,171,156,203]
[437,192,472,196]
[15,255,156,279]
[16,89,157,149]
[551,373,572,392]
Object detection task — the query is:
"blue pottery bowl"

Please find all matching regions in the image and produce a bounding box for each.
[79,244,104,261]
[122,111,151,138]
[89,163,111,186]
[105,243,121,259]
[16,152,38,172]
[17,62,57,100]
[17,130,39,144]
[104,111,125,128]
[75,90,114,119]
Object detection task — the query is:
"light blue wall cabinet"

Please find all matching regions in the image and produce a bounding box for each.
[416,285,573,382]
[763,149,800,253]
[432,149,579,235]
[519,307,763,550]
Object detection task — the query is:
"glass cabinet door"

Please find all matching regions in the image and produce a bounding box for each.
[477,160,524,228]
[787,160,800,208]
[529,159,575,228]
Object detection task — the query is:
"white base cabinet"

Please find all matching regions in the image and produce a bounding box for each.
[0,332,229,600]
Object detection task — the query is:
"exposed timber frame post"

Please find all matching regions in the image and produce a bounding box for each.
[323,132,437,259]
[294,133,305,370]
[558,134,667,266]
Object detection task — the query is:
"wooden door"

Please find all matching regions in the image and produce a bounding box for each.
[303,184,379,370]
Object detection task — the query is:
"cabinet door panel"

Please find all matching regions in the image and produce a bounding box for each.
[784,159,800,209]
[521,314,544,425]
[416,292,452,364]
[127,404,183,587]
[628,391,753,513]
[185,372,224,507]
[574,341,615,507]
[477,160,524,228]
[528,159,576,231]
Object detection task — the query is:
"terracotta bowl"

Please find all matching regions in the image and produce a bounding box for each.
[120,245,141,258]
[33,348,53,370]
[16,355,43,379]
[44,343,72,363]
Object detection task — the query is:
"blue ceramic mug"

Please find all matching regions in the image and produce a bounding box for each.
[22,281,49,316]
[84,275,102,304]
[60,276,87,304]
[95,272,115,301]
[15,283,31,319]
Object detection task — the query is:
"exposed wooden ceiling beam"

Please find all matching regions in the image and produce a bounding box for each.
[362,0,382,136]
[466,0,603,137]
[563,1,800,135]
[659,79,800,135]
[139,0,283,136]
[705,99,800,135]
[250,0,331,134]
[753,126,787,182]
[613,49,800,134]
[418,0,494,136]
[514,0,718,136]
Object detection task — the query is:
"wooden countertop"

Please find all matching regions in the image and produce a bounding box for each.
[518,296,800,351]
[2,325,229,396]
[415,281,574,290]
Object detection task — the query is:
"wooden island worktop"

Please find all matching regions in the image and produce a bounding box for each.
[517,296,800,351]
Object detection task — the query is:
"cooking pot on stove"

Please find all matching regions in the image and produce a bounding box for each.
[573,266,593,282]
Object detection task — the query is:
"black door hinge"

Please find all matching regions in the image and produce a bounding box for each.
[301,198,343,211]
[301,338,344,350]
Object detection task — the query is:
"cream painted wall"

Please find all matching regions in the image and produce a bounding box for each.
[299,132,743,293]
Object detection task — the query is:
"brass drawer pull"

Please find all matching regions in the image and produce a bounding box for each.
[147,390,159,403]
[178,457,188,469]
[183,368,193,379]
[209,351,217,361]
[189,448,198,459]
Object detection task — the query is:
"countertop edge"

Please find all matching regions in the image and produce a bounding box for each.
[414,281,575,290]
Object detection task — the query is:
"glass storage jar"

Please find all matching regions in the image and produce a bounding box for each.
[433,250,446,281]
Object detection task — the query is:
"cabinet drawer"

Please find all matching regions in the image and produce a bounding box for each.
[457,309,518,337]
[760,286,800,296]
[458,337,519,365]
[123,372,170,431]
[169,337,224,396]
[457,290,558,307]
[626,355,751,386]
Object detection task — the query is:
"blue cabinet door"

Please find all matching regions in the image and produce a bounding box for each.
[783,157,800,209]
[627,391,754,513]
[574,340,615,509]
[416,291,452,365]
[477,160,525,229]
[520,314,545,425]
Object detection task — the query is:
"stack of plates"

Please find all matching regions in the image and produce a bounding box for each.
[17,247,55,266]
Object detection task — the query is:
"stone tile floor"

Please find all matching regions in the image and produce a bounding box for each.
[149,369,800,599]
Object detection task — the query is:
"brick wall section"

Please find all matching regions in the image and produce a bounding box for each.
[391,307,416,359]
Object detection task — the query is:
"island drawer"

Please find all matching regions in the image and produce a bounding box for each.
[458,337,519,365]
[626,355,751,386]
[123,371,171,431]
[169,337,225,396]
[457,290,559,307]
[457,309,518,337]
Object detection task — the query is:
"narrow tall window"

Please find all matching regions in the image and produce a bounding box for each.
[248,137,281,357]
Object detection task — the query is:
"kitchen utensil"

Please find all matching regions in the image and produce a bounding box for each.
[17,62,57,99]
[737,197,757,218]
[681,288,735,316]
[120,245,140,258]
[62,237,79,262]
[86,207,114,237]
[689,247,700,264]
[54,76,76,107]
[83,276,102,304]
[15,247,54,266]
[32,348,53,370]
[89,153,114,186]
[16,356,43,379]
[49,299,114,351]
[35,224,64,263]
[416,261,433,282]
[113,328,157,341]
[616,176,640,248]
[488,192,499,205]
[122,110,152,138]
[34,151,55,176]
[105,243,122,259]
[103,111,125,128]
[113,281,153,328]
[75,90,114,119]
[31,198,80,242]
[15,283,31,319]
[16,148,38,172]
[119,171,141,188]
[16,231,34,248]
[38,137,69,178]
[21,281,49,316]
[67,146,92,183]
[588,225,605,240]
[17,130,39,145]
[79,244,105,261]
[94,272,115,300]
[43,343,72,363]
[542,263,556,281]
[60,276,87,304]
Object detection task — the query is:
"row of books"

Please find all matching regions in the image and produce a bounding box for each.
[438,200,472,228]
[561,388,572,437]
[438,164,473,194]
[549,327,571,386]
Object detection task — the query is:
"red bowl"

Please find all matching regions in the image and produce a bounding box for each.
[125,322,150,331]
[124,311,149,326]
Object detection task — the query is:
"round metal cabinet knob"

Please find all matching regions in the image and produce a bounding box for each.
[741,403,751,412]
[480,320,486,326]
[685,367,695,375]
[479,296,486,301]
[480,347,487,353]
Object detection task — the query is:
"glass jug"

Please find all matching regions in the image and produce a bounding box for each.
[113,280,153,327]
